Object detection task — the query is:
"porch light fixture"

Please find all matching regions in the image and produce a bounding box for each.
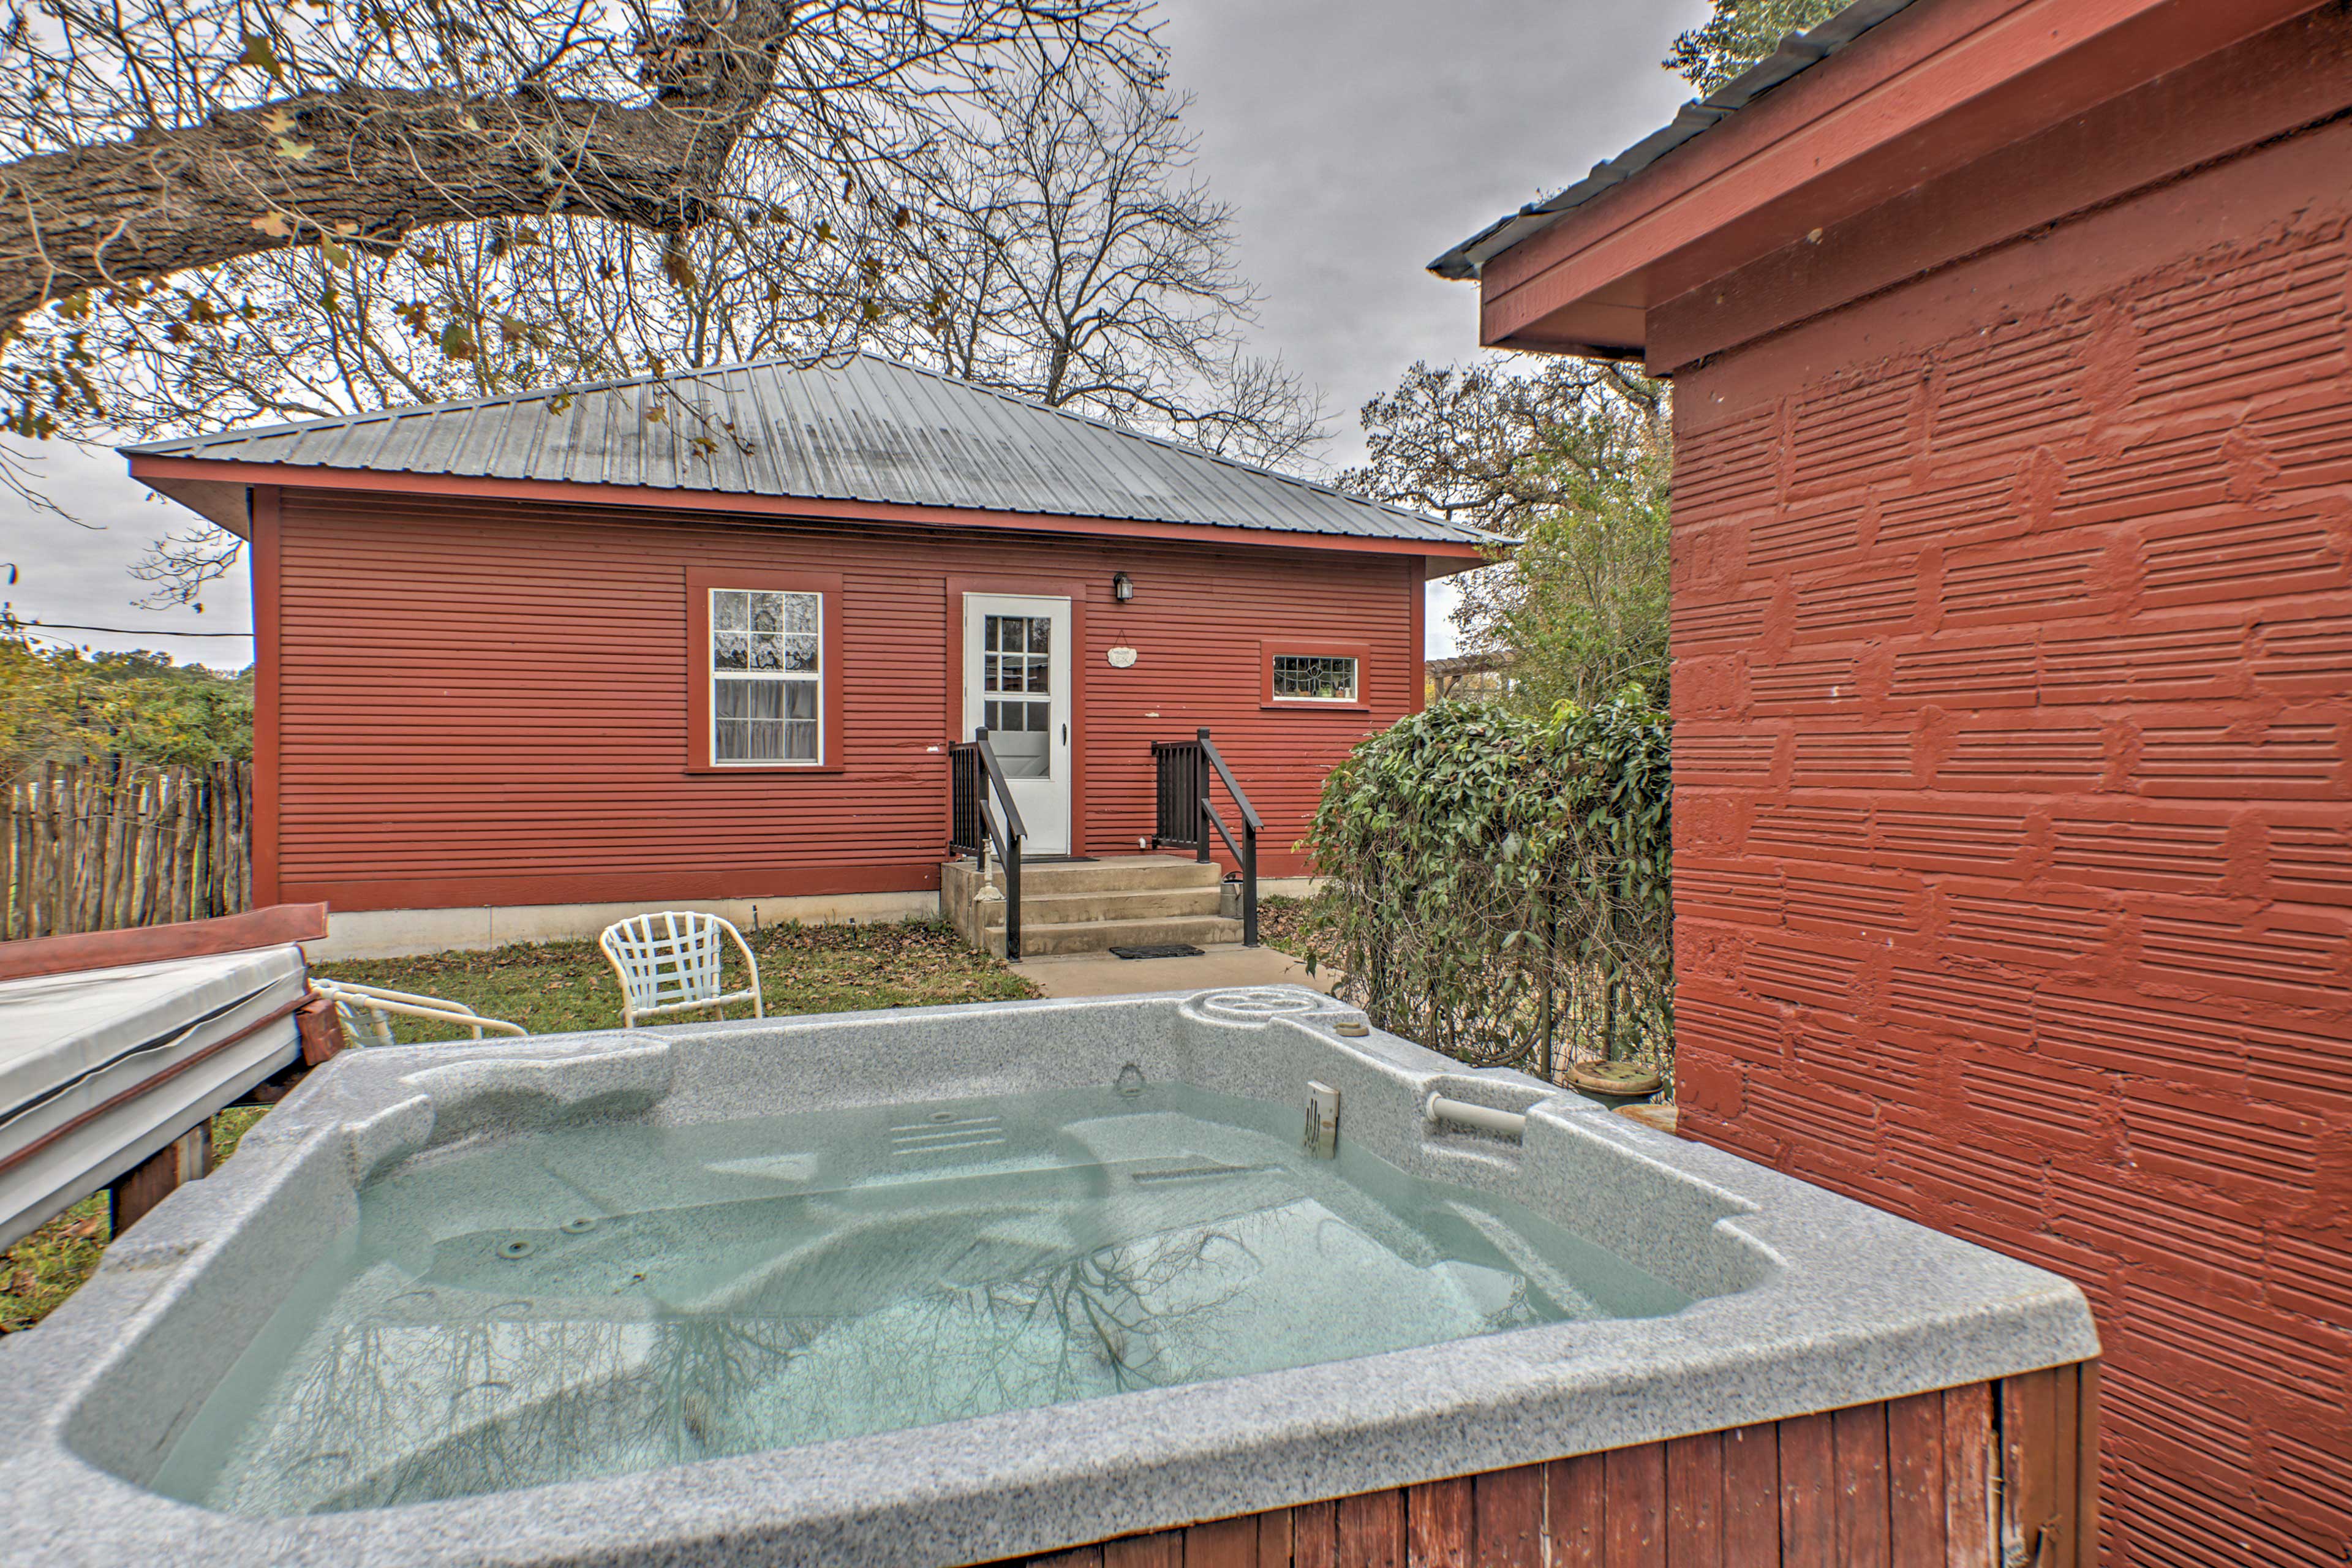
[1112,571,1133,603]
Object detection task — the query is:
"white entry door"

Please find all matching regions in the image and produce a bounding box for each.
[962,594,1073,856]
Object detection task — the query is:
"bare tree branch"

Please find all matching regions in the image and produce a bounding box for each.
[6,81,736,327]
[0,1,1156,326]
[1338,357,1670,709]
[1,1,1319,611]
[0,0,1177,601]
[869,57,1321,465]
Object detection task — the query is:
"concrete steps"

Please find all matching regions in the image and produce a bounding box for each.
[987,913,1242,959]
[981,887,1224,926]
[941,855,1237,959]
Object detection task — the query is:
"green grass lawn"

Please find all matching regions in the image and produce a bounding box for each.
[0,918,1035,1334]
[314,916,1036,1042]
[0,1106,267,1335]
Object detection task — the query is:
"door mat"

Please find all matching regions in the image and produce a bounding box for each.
[1109,943,1205,960]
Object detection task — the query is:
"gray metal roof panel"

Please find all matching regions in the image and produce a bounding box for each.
[124,353,1496,547]
[451,397,499,475]
[477,399,530,480]
[1428,0,1923,282]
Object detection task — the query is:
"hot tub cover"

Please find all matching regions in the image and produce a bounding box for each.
[0,945,306,1250]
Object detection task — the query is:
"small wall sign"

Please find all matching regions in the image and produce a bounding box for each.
[1107,646,1138,668]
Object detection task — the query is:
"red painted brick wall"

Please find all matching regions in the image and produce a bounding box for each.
[1670,115,2352,1565]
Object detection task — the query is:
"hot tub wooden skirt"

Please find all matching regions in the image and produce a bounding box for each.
[995,1362,2098,1568]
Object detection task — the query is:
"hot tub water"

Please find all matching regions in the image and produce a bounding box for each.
[153,1081,1689,1517]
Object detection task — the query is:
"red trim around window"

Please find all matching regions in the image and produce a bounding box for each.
[685,567,845,774]
[1260,639,1374,712]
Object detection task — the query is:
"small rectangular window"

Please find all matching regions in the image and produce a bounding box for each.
[710,587,822,764]
[1271,653,1359,703]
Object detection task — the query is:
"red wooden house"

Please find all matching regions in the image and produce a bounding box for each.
[126,355,1491,958]
[1436,0,2352,1562]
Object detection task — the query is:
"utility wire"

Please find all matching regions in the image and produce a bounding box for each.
[12,620,253,638]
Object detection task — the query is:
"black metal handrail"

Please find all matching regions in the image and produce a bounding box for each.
[1149,726,1261,946]
[948,728,1027,960]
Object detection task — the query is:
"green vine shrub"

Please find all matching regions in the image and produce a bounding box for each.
[1,628,253,783]
[1302,690,1673,1084]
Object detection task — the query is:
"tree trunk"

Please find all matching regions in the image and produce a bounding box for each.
[0,1,796,328]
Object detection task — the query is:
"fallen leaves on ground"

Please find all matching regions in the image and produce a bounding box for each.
[312,918,1039,1042]
[0,1198,110,1335]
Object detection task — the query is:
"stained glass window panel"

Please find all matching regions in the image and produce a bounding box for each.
[1272,654,1359,701]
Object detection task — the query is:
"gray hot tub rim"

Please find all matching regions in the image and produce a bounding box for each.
[0,986,2098,1567]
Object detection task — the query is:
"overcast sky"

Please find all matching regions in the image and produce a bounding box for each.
[1,0,1707,670]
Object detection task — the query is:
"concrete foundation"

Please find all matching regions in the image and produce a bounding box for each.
[306,880,1324,963]
[306,891,944,962]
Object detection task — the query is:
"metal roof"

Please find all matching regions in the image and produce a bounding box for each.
[125,353,1494,548]
[1429,0,1923,281]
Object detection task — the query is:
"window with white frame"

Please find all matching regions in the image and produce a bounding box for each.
[1270,652,1359,703]
[710,588,821,763]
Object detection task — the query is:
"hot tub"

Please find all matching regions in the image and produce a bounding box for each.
[0,987,2098,1564]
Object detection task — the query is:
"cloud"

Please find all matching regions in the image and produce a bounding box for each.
[0,1,1705,666]
[1161,0,1706,654]
[2,438,255,671]
[1160,0,1704,471]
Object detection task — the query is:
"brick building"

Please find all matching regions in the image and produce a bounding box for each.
[1438,1,2351,1562]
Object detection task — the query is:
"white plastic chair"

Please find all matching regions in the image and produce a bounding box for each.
[312,977,528,1047]
[598,911,764,1027]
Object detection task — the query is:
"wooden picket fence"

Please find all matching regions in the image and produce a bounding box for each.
[3,758,255,940]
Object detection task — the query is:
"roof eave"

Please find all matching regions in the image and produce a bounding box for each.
[1426,2,1912,284]
[1435,0,2332,368]
[119,352,1469,546]
[123,454,1498,559]
[134,471,253,537]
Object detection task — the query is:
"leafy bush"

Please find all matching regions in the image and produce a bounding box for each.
[1341,358,1671,715]
[1,635,252,781]
[1303,690,1672,1081]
